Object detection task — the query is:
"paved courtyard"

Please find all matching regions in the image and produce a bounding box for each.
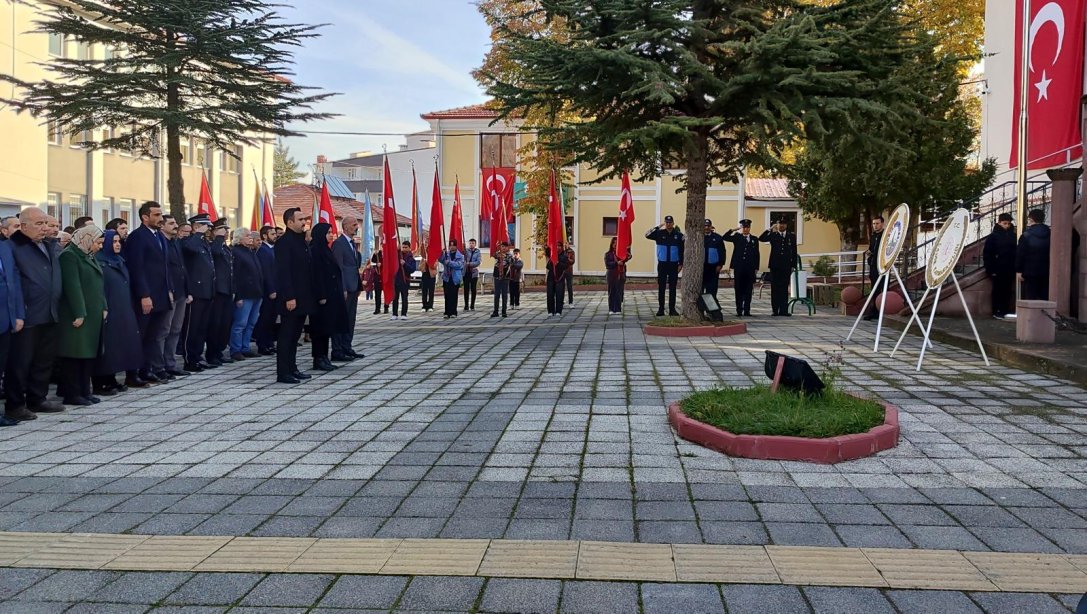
[0,289,1084,612]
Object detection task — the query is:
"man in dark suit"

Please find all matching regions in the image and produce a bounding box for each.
[206,218,234,366]
[863,215,884,321]
[724,219,760,317]
[181,214,216,372]
[0,236,25,426]
[759,216,799,316]
[254,225,278,355]
[5,207,64,421]
[331,215,363,361]
[160,215,190,377]
[123,201,174,383]
[275,208,315,384]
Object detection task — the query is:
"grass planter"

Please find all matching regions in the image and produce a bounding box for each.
[668,387,899,463]
[644,317,747,338]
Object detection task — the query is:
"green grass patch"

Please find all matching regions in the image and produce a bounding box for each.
[679,386,885,439]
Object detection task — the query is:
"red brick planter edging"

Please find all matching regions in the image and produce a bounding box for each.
[644,322,748,337]
[667,397,899,464]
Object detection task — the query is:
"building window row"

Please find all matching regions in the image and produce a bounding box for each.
[45,125,244,173]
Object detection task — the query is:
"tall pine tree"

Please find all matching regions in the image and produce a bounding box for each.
[483,0,915,320]
[2,0,336,220]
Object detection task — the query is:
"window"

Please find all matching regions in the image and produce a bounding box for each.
[180,138,191,165]
[48,33,65,57]
[47,121,63,146]
[104,45,116,60]
[100,198,114,226]
[480,133,518,168]
[76,41,92,61]
[767,210,803,243]
[118,198,135,222]
[602,217,618,236]
[196,140,207,167]
[67,194,88,225]
[46,193,61,220]
[223,145,241,173]
[72,129,93,149]
[345,167,357,180]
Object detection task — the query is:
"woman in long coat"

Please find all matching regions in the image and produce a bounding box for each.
[94,230,144,395]
[57,225,106,405]
[308,223,349,371]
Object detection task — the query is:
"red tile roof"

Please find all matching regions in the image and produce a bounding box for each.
[271,184,412,226]
[419,102,523,121]
[745,178,793,201]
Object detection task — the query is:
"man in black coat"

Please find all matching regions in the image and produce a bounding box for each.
[161,215,190,377]
[863,215,884,321]
[254,225,278,355]
[331,216,363,360]
[274,208,315,384]
[759,216,799,316]
[123,201,174,383]
[1016,208,1051,301]
[724,219,760,317]
[984,212,1017,318]
[181,214,216,372]
[702,219,726,301]
[206,218,234,366]
[5,207,65,420]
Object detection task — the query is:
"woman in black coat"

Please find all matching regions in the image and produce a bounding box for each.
[93,230,144,395]
[309,223,349,371]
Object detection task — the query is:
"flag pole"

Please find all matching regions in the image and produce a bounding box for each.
[1014,0,1031,304]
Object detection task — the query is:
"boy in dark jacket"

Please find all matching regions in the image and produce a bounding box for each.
[984,213,1017,317]
[1016,209,1051,301]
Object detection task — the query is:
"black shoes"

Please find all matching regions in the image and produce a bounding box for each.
[230,353,246,361]
[5,407,36,421]
[348,350,365,359]
[312,358,337,371]
[669,309,680,316]
[124,376,149,388]
[63,397,94,406]
[490,312,499,318]
[166,368,189,378]
[292,370,312,380]
[258,347,276,356]
[277,376,301,384]
[243,351,260,359]
[93,386,117,397]
[656,310,665,317]
[31,401,65,413]
[330,353,354,362]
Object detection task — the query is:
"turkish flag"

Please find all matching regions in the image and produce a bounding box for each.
[1010,0,1085,169]
[261,179,275,227]
[485,167,514,256]
[382,158,400,304]
[410,167,420,253]
[426,163,445,269]
[449,178,465,252]
[317,180,339,236]
[547,170,564,265]
[616,172,635,261]
[197,174,218,221]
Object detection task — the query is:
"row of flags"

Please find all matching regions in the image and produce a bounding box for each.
[195,171,275,230]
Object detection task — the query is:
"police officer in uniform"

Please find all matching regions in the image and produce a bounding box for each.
[724,219,759,317]
[702,219,725,301]
[206,219,234,365]
[181,214,215,371]
[645,215,684,316]
[759,216,798,316]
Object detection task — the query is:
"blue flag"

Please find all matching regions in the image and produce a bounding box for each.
[362,189,375,263]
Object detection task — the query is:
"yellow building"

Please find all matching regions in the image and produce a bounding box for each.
[421,104,845,278]
[0,1,273,227]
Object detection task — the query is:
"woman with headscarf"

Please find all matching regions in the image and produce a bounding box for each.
[308,223,349,371]
[57,225,106,405]
[93,229,144,395]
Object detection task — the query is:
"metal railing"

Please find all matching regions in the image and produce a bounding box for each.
[798,250,866,284]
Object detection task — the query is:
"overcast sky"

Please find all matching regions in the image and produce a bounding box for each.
[276,1,491,172]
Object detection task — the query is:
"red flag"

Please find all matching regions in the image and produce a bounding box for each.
[261,179,275,227]
[197,173,218,221]
[484,167,514,256]
[249,174,261,231]
[381,158,400,305]
[426,163,445,268]
[449,178,465,252]
[1010,0,1085,169]
[547,170,564,264]
[616,172,635,261]
[317,180,339,235]
[410,167,420,253]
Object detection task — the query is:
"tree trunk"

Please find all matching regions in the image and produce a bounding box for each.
[680,135,709,321]
[166,79,186,221]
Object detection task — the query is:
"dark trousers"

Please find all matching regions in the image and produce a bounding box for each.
[137,309,171,374]
[1023,275,1049,301]
[0,331,10,397]
[277,312,305,378]
[5,323,58,411]
[547,275,565,314]
[311,333,330,364]
[770,268,792,315]
[392,287,409,317]
[991,271,1015,316]
[254,297,278,351]
[510,278,521,306]
[607,276,624,312]
[565,273,574,303]
[185,298,212,364]
[373,286,387,313]
[463,277,478,310]
[656,262,679,313]
[421,275,436,310]
[443,281,460,316]
[734,270,754,315]
[332,291,359,354]
[702,264,720,298]
[164,299,187,369]
[207,294,233,361]
[58,357,93,401]
[492,279,509,316]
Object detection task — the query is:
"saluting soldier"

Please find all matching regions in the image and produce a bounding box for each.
[724,219,759,317]
[206,218,234,364]
[702,218,726,301]
[645,215,684,316]
[759,216,798,316]
[181,214,216,372]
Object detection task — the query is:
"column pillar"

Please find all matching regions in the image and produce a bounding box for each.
[1045,168,1081,315]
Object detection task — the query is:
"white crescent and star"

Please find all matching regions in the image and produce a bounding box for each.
[1028,2,1066,102]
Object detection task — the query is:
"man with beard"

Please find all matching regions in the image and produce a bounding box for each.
[254,225,279,355]
[161,215,190,377]
[123,201,174,383]
[274,208,315,384]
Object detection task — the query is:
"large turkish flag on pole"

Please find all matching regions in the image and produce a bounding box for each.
[1010,0,1086,169]
[547,170,564,265]
[616,172,635,261]
[484,167,514,256]
[449,178,465,251]
[426,163,445,269]
[381,158,400,304]
[197,173,218,221]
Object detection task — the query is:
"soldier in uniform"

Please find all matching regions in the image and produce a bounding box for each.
[702,218,726,301]
[181,214,216,371]
[645,215,684,316]
[491,241,513,318]
[724,219,759,317]
[206,218,234,364]
[759,216,798,316]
